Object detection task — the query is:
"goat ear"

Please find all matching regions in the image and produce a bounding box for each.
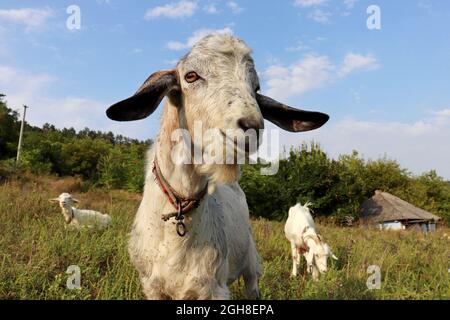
[49,198,59,203]
[256,93,329,132]
[72,198,80,203]
[106,70,180,121]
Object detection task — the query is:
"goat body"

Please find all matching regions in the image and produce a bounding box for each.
[284,203,337,279]
[64,207,112,229]
[129,149,261,299]
[50,193,111,229]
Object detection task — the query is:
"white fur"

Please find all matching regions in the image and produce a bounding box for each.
[284,202,337,280]
[50,193,111,229]
[127,35,263,300]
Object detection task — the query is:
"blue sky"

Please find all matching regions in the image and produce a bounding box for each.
[0,0,449,178]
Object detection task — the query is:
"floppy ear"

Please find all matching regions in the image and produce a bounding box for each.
[106,70,179,121]
[72,198,80,203]
[256,93,329,132]
[49,198,59,203]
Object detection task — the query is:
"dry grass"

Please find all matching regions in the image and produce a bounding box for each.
[1,175,449,299]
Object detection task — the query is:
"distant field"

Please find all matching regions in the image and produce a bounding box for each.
[1,175,449,299]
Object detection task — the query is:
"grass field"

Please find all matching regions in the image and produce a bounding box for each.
[1,175,449,300]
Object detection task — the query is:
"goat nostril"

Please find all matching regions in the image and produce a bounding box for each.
[237,118,263,132]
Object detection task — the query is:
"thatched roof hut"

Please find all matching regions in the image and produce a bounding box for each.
[359,190,441,231]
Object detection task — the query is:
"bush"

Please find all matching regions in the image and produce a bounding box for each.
[96,144,146,192]
[241,144,450,225]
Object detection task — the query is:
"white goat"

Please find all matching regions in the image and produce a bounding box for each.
[50,193,111,229]
[284,203,337,280]
[106,34,329,299]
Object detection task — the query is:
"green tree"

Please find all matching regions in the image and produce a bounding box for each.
[0,95,20,159]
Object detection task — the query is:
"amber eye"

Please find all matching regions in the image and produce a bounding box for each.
[185,71,200,83]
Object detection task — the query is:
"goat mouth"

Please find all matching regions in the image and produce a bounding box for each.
[219,130,259,155]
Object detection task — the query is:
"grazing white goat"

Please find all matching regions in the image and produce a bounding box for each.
[284,203,337,280]
[106,34,329,299]
[50,193,111,229]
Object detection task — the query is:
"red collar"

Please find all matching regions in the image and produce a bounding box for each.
[152,158,208,236]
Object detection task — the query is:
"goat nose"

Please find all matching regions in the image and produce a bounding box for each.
[237,118,264,132]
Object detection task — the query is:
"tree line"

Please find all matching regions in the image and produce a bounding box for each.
[0,95,150,192]
[240,145,450,224]
[1,94,449,224]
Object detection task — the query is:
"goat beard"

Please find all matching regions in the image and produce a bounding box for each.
[192,132,245,187]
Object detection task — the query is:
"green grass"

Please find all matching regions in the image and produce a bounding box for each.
[1,175,449,299]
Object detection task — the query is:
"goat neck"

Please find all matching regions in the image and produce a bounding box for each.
[60,205,74,224]
[303,228,322,249]
[155,102,208,199]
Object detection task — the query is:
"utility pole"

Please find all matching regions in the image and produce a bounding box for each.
[16,105,28,165]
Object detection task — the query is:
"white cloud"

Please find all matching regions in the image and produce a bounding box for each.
[260,109,450,179]
[350,88,361,103]
[417,2,432,13]
[431,109,450,117]
[294,0,328,7]
[203,3,219,14]
[309,9,331,24]
[285,41,310,52]
[264,53,378,101]
[166,27,233,50]
[131,48,143,54]
[227,1,243,13]
[145,1,198,19]
[0,8,52,31]
[0,64,156,138]
[164,59,179,66]
[429,108,450,126]
[343,0,358,9]
[295,0,358,22]
[0,27,7,55]
[338,53,378,77]
[0,65,55,107]
[0,65,95,129]
[264,54,334,100]
[166,41,188,51]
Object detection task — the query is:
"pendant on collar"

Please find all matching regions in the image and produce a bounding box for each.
[175,202,186,237]
[153,159,207,237]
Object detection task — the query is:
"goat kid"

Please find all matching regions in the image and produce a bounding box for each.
[284,203,337,280]
[50,193,111,229]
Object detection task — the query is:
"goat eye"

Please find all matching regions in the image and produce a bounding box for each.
[185,71,200,83]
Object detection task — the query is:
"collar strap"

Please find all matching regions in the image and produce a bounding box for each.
[152,159,208,236]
